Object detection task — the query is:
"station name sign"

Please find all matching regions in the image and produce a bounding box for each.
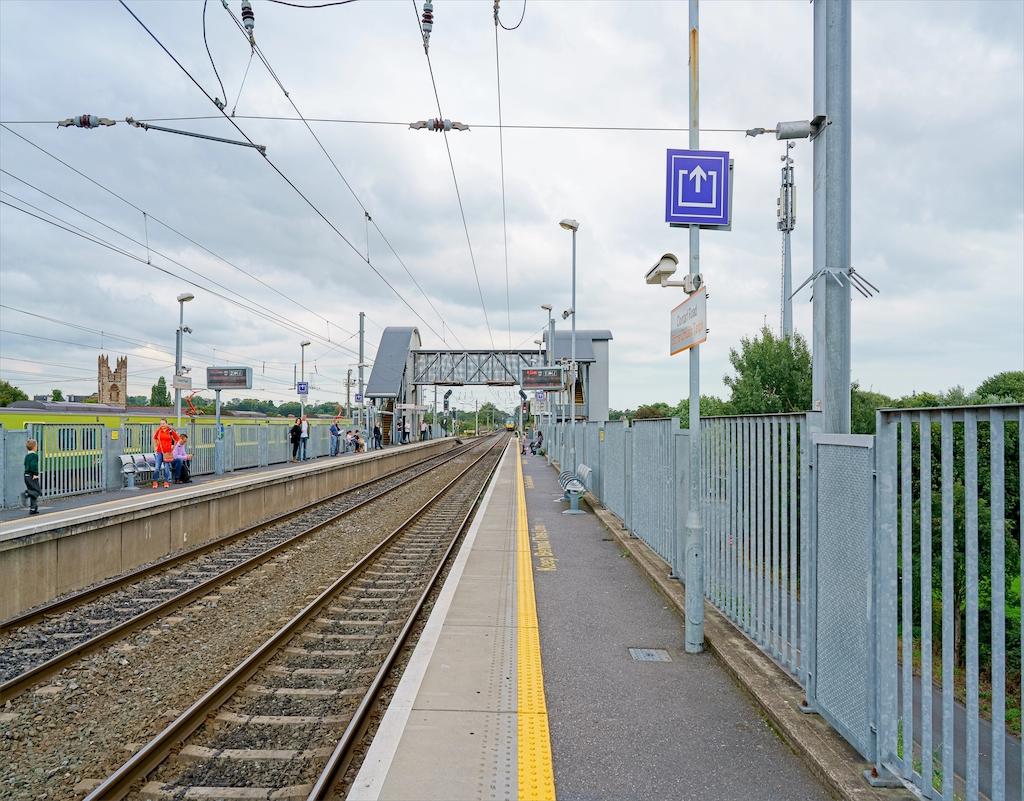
[520,367,564,391]
[206,366,253,390]
[670,288,707,355]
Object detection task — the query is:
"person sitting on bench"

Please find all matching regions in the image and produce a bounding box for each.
[172,433,194,484]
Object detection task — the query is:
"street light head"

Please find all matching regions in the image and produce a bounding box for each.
[558,218,579,232]
[299,340,311,348]
[645,253,679,285]
[540,303,553,312]
[177,292,195,303]
[562,309,572,320]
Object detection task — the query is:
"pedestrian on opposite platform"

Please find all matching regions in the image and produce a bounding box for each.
[152,418,178,488]
[171,434,193,483]
[355,429,365,452]
[23,438,40,515]
[420,420,427,441]
[290,418,302,461]
[299,415,309,460]
[404,418,412,444]
[344,430,354,453]
[373,423,383,450]
[329,420,341,456]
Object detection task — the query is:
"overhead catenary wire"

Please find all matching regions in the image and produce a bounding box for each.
[0,124,369,349]
[202,0,229,109]
[413,0,495,350]
[117,1,451,349]
[216,2,465,351]
[0,200,367,369]
[0,181,367,363]
[494,10,512,352]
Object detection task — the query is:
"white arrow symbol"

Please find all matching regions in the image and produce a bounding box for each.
[689,164,708,192]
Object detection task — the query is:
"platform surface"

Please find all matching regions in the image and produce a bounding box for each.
[350,441,833,801]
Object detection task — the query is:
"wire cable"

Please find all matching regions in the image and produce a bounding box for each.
[0,179,365,361]
[265,0,359,7]
[413,1,495,350]
[0,124,367,347]
[494,20,512,352]
[218,4,465,350]
[118,1,448,348]
[203,0,228,108]
[496,0,527,31]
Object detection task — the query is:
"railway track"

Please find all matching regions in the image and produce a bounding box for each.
[82,435,507,801]
[0,440,481,701]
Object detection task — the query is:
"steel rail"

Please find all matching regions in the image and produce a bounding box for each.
[309,438,507,798]
[0,442,479,701]
[84,435,504,801]
[1,441,471,636]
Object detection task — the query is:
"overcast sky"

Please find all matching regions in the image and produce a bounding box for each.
[1,0,1022,414]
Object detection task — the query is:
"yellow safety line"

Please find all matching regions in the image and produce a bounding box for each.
[516,445,556,800]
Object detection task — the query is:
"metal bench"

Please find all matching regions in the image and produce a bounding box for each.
[558,464,592,514]
[118,452,157,490]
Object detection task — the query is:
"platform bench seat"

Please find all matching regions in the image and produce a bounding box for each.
[558,464,592,513]
[118,452,157,489]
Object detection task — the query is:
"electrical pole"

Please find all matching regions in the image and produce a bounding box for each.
[779,140,795,339]
[346,369,353,418]
[811,0,852,434]
[684,0,705,654]
[358,312,365,435]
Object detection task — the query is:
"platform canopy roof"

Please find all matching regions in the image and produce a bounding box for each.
[366,327,420,398]
[542,330,613,363]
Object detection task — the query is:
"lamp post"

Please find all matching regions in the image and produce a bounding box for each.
[174,292,194,428]
[559,219,579,475]
[299,340,311,418]
[541,304,554,463]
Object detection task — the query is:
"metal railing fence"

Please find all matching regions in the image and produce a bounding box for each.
[701,413,812,681]
[268,423,291,464]
[876,405,1022,801]
[27,423,106,499]
[232,423,260,469]
[629,418,679,566]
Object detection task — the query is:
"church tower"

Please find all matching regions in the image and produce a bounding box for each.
[98,355,128,406]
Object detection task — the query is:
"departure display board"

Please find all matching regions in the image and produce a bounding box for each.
[520,367,564,391]
[206,367,253,390]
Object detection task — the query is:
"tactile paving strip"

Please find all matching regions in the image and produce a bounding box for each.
[515,447,556,800]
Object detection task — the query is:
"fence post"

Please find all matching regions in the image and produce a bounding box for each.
[675,427,689,580]
[105,427,124,491]
[873,410,900,781]
[802,410,822,704]
[623,422,633,534]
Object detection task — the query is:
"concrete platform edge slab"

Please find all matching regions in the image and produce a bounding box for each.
[581,488,915,801]
[348,441,513,800]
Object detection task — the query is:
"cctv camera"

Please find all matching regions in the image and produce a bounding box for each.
[645,253,679,285]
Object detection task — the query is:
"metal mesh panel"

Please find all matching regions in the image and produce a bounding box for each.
[190,424,217,476]
[268,423,291,464]
[28,423,105,498]
[815,441,873,759]
[232,424,260,469]
[584,422,601,492]
[629,419,676,563]
[603,422,625,519]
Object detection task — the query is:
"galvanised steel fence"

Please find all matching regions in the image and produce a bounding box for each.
[701,413,812,682]
[27,423,106,499]
[1,420,354,507]
[629,418,680,566]
[876,406,1022,801]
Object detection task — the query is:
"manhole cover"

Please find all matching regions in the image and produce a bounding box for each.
[629,648,672,662]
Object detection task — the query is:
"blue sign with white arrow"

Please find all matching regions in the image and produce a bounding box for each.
[665,149,731,227]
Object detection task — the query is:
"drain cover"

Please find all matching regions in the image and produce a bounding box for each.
[629,648,672,662]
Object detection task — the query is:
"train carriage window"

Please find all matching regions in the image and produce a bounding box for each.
[58,428,77,451]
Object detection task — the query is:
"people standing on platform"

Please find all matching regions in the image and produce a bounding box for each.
[299,414,309,460]
[171,434,193,484]
[329,420,341,456]
[404,418,412,444]
[152,418,178,488]
[290,418,302,462]
[23,438,40,515]
[373,423,383,450]
[420,420,427,441]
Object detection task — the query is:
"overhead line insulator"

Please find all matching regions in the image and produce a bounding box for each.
[409,119,470,132]
[58,115,116,129]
